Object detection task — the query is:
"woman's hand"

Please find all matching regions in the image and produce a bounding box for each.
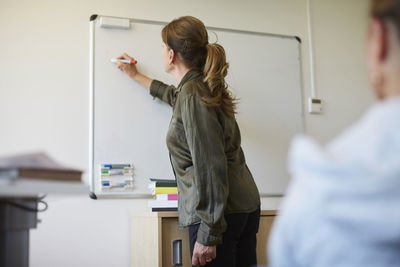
[192,241,216,266]
[115,53,152,90]
[117,53,138,78]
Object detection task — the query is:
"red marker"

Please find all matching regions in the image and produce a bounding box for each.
[110,58,137,64]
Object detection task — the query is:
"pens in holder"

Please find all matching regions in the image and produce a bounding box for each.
[110,58,137,65]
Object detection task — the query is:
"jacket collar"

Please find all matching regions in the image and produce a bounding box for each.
[177,69,203,90]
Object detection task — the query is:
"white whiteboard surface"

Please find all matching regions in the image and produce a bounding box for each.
[89,15,304,198]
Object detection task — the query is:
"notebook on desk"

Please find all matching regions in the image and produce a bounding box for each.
[0,152,82,182]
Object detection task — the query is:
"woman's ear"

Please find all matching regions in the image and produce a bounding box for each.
[169,49,176,65]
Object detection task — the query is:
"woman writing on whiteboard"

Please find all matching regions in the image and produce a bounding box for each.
[116,16,260,267]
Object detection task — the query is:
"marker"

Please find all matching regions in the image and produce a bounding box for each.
[110,58,137,65]
[101,168,133,176]
[102,164,132,169]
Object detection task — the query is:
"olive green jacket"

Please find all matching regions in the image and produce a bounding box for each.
[150,70,260,246]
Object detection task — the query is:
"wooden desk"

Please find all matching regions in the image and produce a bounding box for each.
[131,210,276,267]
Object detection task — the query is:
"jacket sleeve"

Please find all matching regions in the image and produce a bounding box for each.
[149,79,178,107]
[181,94,228,246]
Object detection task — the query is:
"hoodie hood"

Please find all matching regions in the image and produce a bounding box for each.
[287,96,400,248]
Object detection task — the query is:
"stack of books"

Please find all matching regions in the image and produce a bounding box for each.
[148,178,178,211]
[100,164,134,191]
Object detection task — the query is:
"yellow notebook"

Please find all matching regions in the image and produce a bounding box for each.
[154,187,178,195]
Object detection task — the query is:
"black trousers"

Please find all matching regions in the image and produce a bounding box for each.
[189,209,260,267]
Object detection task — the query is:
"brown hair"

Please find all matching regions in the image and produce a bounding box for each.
[371,0,400,38]
[161,16,237,118]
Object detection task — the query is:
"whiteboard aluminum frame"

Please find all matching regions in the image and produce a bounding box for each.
[89,17,95,199]
[88,14,303,199]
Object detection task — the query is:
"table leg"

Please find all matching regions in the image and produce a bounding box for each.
[0,198,39,267]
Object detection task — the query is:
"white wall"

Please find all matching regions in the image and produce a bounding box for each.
[307,0,374,142]
[0,0,373,266]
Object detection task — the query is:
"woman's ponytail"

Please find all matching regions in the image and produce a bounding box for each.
[203,43,237,118]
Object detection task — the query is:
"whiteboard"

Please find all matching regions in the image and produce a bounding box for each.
[89,15,304,198]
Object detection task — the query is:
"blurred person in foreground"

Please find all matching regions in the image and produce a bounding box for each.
[269,0,400,266]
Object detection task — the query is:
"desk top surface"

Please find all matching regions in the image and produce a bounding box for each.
[0,178,88,197]
[132,210,277,218]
